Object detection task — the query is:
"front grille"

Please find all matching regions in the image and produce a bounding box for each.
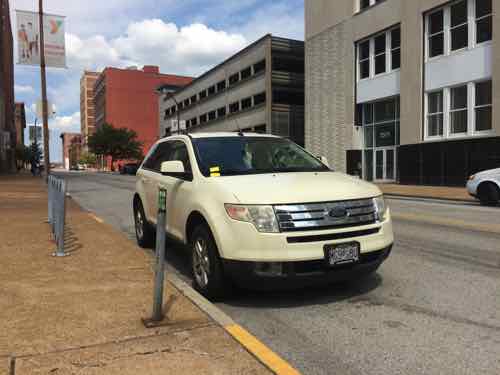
[274,198,377,232]
[287,228,380,244]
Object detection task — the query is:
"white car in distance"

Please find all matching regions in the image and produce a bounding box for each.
[467,168,500,206]
[134,133,394,299]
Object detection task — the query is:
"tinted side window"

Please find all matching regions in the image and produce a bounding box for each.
[142,144,160,170]
[169,141,192,172]
[150,142,172,172]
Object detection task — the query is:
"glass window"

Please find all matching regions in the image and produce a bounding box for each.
[217,80,226,92]
[169,141,192,173]
[428,10,444,57]
[229,102,239,113]
[229,73,240,86]
[374,100,396,123]
[450,85,468,134]
[391,28,401,70]
[190,117,197,127]
[364,150,373,181]
[200,114,207,123]
[241,67,252,80]
[476,0,492,43]
[183,99,190,107]
[475,80,492,131]
[253,60,266,74]
[450,0,468,51]
[374,34,386,75]
[360,0,370,11]
[208,110,216,121]
[253,92,266,106]
[146,142,172,172]
[241,97,252,110]
[192,137,329,177]
[207,86,216,96]
[217,107,226,118]
[359,40,370,79]
[364,126,374,148]
[375,123,396,147]
[363,103,373,125]
[190,95,197,104]
[427,91,444,137]
[199,90,207,99]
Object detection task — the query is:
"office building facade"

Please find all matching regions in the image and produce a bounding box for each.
[160,35,305,146]
[305,0,499,185]
[80,71,100,150]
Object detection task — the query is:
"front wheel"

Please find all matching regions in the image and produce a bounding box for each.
[190,225,231,300]
[478,182,500,206]
[133,199,155,248]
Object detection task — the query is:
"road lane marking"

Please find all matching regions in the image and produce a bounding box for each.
[225,324,301,375]
[88,213,104,224]
[392,212,500,234]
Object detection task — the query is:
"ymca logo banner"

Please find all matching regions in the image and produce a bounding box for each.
[16,10,66,68]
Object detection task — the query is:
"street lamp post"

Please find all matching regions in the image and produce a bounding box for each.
[166,92,181,135]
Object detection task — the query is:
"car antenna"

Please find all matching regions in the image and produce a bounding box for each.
[234,118,244,136]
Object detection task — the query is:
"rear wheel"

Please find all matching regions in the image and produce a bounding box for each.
[190,224,231,300]
[133,199,155,248]
[478,182,500,206]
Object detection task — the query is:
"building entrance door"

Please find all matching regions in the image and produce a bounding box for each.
[374,148,396,182]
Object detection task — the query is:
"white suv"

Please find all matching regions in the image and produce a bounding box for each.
[134,133,394,299]
[466,168,500,206]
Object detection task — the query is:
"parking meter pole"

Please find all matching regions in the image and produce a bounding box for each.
[152,188,167,322]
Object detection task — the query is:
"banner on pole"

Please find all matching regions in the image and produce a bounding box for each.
[16,10,66,68]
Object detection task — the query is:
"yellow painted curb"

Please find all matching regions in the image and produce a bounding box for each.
[225,324,301,375]
[88,213,104,224]
[392,213,500,234]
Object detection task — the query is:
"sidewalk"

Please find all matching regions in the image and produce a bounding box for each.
[0,175,272,374]
[377,183,474,202]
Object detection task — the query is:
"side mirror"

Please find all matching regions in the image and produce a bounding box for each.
[319,156,330,168]
[160,161,191,180]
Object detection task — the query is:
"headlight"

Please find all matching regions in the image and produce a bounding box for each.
[468,174,476,181]
[225,204,279,233]
[373,196,387,221]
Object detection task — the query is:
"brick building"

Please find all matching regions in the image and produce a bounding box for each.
[14,102,26,146]
[93,66,193,168]
[60,133,82,170]
[80,71,100,150]
[0,0,15,173]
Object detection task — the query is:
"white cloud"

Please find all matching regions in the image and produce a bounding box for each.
[64,19,246,75]
[50,112,80,131]
[14,84,35,94]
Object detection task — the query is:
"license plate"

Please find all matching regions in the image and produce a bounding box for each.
[324,242,360,267]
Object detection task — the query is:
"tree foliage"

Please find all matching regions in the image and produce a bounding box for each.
[79,152,97,166]
[88,123,143,164]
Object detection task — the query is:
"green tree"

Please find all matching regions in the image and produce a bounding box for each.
[79,151,97,166]
[88,123,143,167]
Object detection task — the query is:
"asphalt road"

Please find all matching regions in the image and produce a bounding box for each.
[59,171,500,375]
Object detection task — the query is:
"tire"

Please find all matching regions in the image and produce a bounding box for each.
[133,199,155,248]
[478,182,500,206]
[190,224,231,300]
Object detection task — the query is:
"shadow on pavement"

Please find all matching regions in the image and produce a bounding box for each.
[225,273,382,309]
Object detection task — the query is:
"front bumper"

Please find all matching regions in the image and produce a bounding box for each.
[222,244,392,290]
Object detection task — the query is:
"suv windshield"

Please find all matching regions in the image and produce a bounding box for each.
[192,137,330,177]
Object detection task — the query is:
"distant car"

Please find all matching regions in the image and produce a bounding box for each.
[120,163,139,175]
[466,168,500,206]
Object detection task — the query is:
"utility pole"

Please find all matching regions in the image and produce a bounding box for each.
[39,0,50,180]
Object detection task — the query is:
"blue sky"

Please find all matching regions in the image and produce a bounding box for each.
[11,0,304,161]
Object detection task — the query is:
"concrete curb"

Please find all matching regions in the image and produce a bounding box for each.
[168,272,301,375]
[87,211,301,375]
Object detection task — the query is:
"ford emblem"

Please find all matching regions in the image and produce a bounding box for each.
[329,207,348,219]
